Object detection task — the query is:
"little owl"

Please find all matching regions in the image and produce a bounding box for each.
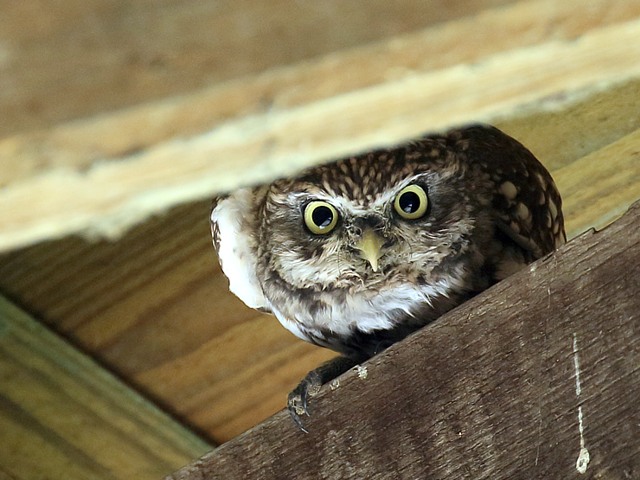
[211,124,565,431]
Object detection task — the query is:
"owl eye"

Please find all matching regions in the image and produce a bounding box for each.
[394,184,429,220]
[304,201,339,234]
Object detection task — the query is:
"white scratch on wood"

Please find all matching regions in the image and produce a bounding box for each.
[573,333,583,397]
[572,332,590,474]
[534,408,543,467]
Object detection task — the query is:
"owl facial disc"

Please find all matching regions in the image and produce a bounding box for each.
[355,229,385,272]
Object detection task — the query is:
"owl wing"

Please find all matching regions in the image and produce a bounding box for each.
[438,125,565,282]
[460,125,566,258]
[211,190,271,312]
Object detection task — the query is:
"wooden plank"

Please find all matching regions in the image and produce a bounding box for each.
[1,0,640,252]
[0,114,638,444]
[0,0,508,137]
[0,296,210,480]
[496,79,640,172]
[554,129,640,238]
[166,203,640,479]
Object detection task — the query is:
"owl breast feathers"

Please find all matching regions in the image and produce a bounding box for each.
[211,125,565,361]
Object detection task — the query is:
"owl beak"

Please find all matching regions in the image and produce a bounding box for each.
[355,229,385,272]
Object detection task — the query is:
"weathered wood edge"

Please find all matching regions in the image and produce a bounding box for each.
[167,201,640,479]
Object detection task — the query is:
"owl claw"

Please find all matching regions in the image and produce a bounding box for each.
[287,369,323,433]
[286,356,360,432]
[289,408,309,434]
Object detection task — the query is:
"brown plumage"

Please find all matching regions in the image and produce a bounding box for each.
[211,124,565,430]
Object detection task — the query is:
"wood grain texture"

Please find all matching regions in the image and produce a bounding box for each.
[0,296,210,480]
[554,129,640,238]
[167,201,640,480]
[0,103,638,444]
[1,0,508,137]
[2,0,640,252]
[496,80,640,172]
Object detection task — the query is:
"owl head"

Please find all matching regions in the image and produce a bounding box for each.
[256,146,493,295]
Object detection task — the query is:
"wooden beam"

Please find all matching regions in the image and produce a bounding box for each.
[167,202,640,479]
[1,0,640,252]
[0,296,211,479]
[0,0,507,137]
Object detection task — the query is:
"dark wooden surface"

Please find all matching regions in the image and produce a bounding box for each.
[168,202,640,479]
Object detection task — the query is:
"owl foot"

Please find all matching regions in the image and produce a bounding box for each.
[287,356,359,433]
[287,370,322,433]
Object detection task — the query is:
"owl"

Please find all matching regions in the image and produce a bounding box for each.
[211,124,565,431]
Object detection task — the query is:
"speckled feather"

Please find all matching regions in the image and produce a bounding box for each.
[211,125,565,361]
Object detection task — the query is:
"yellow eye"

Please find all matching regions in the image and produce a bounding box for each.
[304,201,339,234]
[394,184,429,220]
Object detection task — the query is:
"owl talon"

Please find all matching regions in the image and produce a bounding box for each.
[288,406,309,434]
[287,370,323,432]
[286,356,359,432]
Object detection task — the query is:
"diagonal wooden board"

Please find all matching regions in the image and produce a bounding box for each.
[0,297,211,480]
[168,201,640,479]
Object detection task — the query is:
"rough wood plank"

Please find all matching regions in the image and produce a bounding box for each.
[2,0,640,252]
[167,204,640,479]
[0,112,638,444]
[0,296,210,480]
